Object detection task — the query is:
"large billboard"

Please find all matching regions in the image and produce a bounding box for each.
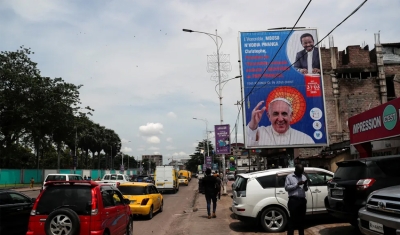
[239,28,328,149]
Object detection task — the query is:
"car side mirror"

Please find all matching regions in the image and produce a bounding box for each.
[123,198,130,205]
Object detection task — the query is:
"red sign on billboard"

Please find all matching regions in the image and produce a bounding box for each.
[348,97,400,145]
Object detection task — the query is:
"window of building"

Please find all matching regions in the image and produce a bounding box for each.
[386,77,396,101]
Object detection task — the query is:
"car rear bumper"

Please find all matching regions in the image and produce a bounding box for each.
[324,196,362,221]
[358,208,400,235]
[129,205,151,215]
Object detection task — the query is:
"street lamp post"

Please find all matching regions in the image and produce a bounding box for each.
[184,28,227,194]
[193,117,209,157]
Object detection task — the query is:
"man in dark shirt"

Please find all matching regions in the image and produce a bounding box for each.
[284,164,309,235]
[202,168,218,219]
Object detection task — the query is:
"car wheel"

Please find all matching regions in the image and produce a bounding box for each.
[45,208,80,235]
[147,206,154,219]
[125,218,133,235]
[260,207,287,233]
[159,201,163,212]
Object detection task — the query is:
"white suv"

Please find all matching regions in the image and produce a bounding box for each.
[41,174,84,192]
[232,167,333,232]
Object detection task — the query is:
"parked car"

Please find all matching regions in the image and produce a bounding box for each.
[95,173,130,187]
[0,189,36,235]
[178,174,189,186]
[41,174,83,192]
[118,182,163,219]
[232,167,334,233]
[26,181,132,235]
[325,155,400,226]
[358,185,400,235]
[227,172,235,181]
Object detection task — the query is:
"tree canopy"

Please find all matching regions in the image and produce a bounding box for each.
[0,47,133,169]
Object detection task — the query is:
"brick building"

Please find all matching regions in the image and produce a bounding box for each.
[261,33,400,171]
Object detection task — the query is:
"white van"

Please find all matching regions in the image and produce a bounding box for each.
[155,166,179,193]
[41,174,84,191]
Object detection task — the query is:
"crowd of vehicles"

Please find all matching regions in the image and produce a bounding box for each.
[0,168,196,234]
[230,154,400,234]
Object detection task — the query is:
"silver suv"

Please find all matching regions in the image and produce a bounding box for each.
[358,185,400,235]
[232,167,333,233]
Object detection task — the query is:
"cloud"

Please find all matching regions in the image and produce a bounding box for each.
[148,146,159,151]
[173,151,187,157]
[137,148,145,151]
[121,138,131,144]
[153,151,160,155]
[167,112,177,118]
[139,123,163,136]
[166,145,176,150]
[121,147,132,153]
[166,137,172,142]
[147,136,160,144]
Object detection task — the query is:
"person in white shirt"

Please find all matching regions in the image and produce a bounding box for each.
[246,98,314,146]
[294,33,320,74]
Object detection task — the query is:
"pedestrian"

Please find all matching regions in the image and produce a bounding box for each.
[30,177,34,189]
[202,168,218,219]
[88,176,91,181]
[84,175,87,180]
[284,164,309,235]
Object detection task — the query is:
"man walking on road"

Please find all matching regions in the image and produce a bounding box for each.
[202,168,218,219]
[284,164,308,235]
[30,177,34,189]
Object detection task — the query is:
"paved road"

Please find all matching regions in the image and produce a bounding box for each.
[133,180,198,235]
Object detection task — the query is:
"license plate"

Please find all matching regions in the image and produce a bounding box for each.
[369,221,384,234]
[331,190,343,196]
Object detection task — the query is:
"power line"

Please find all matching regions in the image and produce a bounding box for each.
[233,0,369,140]
[244,0,313,101]
[248,0,368,96]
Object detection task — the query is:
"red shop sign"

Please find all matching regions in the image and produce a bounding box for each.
[348,97,400,145]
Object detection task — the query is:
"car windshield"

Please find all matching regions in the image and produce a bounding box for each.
[334,165,366,180]
[118,186,147,195]
[178,175,187,179]
[46,175,66,181]
[36,185,91,215]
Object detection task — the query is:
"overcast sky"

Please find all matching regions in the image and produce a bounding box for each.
[1,0,398,164]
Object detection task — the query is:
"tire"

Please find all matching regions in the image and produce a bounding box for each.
[159,201,163,212]
[125,218,133,235]
[260,207,287,233]
[45,208,80,235]
[147,206,154,220]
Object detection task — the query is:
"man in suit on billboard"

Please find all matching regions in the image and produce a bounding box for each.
[246,98,314,146]
[294,33,320,74]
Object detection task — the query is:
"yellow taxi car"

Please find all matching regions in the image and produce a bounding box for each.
[178,174,189,186]
[118,182,163,219]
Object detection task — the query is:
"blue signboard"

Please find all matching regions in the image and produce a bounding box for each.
[239,28,328,149]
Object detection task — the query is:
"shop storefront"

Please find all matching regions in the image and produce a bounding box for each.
[348,97,400,158]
